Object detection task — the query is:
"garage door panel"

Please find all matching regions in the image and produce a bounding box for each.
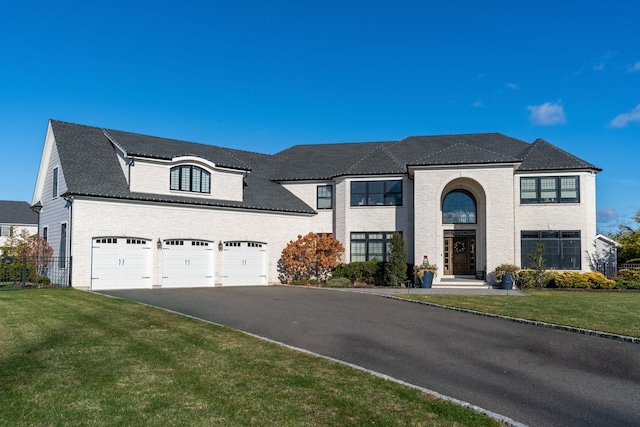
[162,240,214,288]
[91,238,152,290]
[222,242,267,286]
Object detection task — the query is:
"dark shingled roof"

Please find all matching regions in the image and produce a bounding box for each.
[48,120,601,213]
[517,139,601,171]
[0,201,38,225]
[50,120,314,214]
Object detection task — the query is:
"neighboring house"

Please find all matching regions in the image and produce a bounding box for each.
[592,234,620,278]
[0,200,39,248]
[31,120,601,289]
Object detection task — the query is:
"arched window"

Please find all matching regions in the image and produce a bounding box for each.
[443,190,476,224]
[170,165,211,193]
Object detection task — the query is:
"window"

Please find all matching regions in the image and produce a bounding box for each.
[350,180,402,206]
[59,223,67,268]
[520,176,579,203]
[317,185,333,209]
[52,167,58,198]
[170,165,211,193]
[1,226,12,237]
[42,227,48,241]
[350,232,398,262]
[521,230,581,270]
[443,190,476,224]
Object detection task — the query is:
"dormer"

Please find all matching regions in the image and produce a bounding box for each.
[127,155,246,202]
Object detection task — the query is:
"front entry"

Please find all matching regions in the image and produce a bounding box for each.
[443,232,476,275]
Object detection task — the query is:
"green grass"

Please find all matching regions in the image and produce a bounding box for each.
[398,290,640,338]
[0,289,498,427]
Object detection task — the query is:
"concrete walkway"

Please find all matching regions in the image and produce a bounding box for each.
[334,286,528,296]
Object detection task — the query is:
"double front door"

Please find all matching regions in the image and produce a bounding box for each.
[443,234,476,275]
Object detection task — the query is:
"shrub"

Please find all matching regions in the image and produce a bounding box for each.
[614,278,640,289]
[384,232,407,286]
[584,272,615,289]
[278,233,345,284]
[616,269,640,282]
[551,271,615,289]
[326,277,352,287]
[331,261,382,285]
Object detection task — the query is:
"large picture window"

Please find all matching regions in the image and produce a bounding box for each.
[350,232,398,262]
[350,180,402,206]
[520,176,579,204]
[317,185,333,209]
[442,190,476,224]
[521,230,581,270]
[170,165,211,193]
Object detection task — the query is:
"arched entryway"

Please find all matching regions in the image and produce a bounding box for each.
[441,182,486,277]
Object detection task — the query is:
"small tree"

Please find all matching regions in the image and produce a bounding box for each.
[1,229,53,283]
[384,232,407,286]
[278,232,344,284]
[528,242,547,288]
[609,209,640,263]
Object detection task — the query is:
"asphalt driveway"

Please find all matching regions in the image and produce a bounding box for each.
[99,286,640,426]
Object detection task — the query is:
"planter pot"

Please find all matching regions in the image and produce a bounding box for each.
[419,271,434,288]
[501,272,514,290]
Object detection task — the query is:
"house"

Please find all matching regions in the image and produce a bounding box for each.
[31,120,601,289]
[0,200,39,248]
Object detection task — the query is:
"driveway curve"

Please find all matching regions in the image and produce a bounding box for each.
[100,286,640,427]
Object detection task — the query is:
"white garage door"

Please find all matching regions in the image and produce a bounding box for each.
[91,237,152,290]
[162,239,214,288]
[222,241,267,286]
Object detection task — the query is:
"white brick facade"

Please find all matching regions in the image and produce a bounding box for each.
[31,121,600,289]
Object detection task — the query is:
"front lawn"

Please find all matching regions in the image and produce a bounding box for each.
[398,290,640,338]
[0,289,498,427]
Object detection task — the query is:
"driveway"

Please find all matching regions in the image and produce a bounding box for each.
[99,286,640,427]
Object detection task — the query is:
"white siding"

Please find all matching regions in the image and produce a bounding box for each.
[38,139,71,262]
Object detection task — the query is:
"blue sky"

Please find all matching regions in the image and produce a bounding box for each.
[1,1,638,233]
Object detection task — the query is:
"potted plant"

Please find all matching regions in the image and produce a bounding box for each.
[414,263,438,288]
[493,263,520,290]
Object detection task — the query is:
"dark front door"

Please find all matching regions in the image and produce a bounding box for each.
[444,235,476,275]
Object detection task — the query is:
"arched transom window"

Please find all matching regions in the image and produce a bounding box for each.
[442,190,476,224]
[170,165,211,193]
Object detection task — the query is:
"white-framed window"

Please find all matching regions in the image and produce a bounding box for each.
[1,225,12,237]
[42,226,48,241]
[520,176,579,204]
[317,185,333,209]
[350,180,402,206]
[170,165,211,193]
[52,167,59,198]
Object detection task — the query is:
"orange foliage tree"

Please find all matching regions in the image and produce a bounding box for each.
[278,232,345,283]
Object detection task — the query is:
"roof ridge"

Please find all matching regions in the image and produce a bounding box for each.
[342,143,401,175]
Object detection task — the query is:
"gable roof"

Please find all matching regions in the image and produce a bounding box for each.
[41,120,601,214]
[0,201,38,225]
